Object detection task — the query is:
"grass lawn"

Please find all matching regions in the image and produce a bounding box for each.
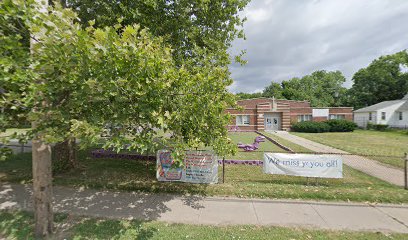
[1,211,407,240]
[291,130,408,168]
[1,151,407,203]
[260,131,314,153]
[227,132,285,160]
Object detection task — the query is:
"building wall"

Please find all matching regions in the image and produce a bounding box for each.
[313,117,328,122]
[329,108,353,121]
[354,112,374,128]
[227,98,353,131]
[384,113,406,127]
[353,102,408,128]
[399,111,408,128]
[377,103,408,127]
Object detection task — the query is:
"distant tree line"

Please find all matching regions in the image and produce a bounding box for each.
[236,50,408,109]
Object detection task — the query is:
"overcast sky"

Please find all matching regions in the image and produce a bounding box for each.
[228,0,408,93]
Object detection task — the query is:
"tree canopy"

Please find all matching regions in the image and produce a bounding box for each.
[235,92,263,100]
[1,0,249,236]
[348,50,408,109]
[1,0,245,159]
[261,70,347,107]
[262,82,284,99]
[69,0,249,66]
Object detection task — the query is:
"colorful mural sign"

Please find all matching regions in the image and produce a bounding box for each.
[264,153,343,178]
[156,150,218,184]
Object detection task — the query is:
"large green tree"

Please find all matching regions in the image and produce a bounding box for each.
[262,70,347,107]
[348,50,408,109]
[69,0,249,66]
[262,82,284,99]
[235,92,262,100]
[1,0,246,237]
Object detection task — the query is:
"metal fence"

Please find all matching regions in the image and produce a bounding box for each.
[2,143,408,190]
[89,148,408,189]
[218,150,408,190]
[0,142,32,154]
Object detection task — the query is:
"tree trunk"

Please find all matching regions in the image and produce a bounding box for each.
[31,0,54,238]
[32,124,54,238]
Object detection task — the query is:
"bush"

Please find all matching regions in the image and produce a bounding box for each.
[366,123,389,131]
[291,121,331,133]
[291,119,357,133]
[373,124,389,131]
[325,119,357,132]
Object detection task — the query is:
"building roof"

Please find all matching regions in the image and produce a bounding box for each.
[403,93,408,100]
[354,100,405,113]
[397,101,408,111]
[236,97,309,103]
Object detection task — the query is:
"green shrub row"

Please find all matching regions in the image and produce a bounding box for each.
[366,123,389,131]
[291,119,357,133]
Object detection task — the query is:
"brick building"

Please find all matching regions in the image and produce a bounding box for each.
[226,98,353,131]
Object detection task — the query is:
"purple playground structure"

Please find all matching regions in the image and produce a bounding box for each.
[237,136,265,152]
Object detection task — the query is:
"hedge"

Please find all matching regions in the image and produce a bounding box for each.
[291,119,357,133]
[325,119,358,132]
[367,123,389,131]
[291,121,331,133]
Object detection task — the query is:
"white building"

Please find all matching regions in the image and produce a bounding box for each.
[354,93,408,128]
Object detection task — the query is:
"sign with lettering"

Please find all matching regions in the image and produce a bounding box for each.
[157,150,218,184]
[263,153,343,178]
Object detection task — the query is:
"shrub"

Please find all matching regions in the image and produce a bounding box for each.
[366,122,374,130]
[292,119,357,133]
[373,124,389,131]
[291,121,331,133]
[366,123,389,131]
[325,119,357,132]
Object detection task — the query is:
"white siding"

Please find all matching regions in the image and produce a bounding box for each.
[376,102,405,126]
[354,112,377,128]
[389,110,408,128]
[354,101,408,128]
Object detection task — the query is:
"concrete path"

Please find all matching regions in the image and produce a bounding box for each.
[267,131,406,187]
[1,183,408,233]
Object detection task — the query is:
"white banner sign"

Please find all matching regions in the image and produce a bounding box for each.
[264,153,343,178]
[157,150,218,184]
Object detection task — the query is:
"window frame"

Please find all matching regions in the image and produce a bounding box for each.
[297,114,312,122]
[381,112,386,120]
[398,111,403,121]
[236,115,250,126]
[329,114,346,120]
[368,112,372,121]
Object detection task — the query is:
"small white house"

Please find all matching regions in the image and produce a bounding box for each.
[354,93,408,128]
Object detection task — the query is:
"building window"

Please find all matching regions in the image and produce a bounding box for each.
[368,112,372,121]
[399,112,403,121]
[297,115,312,122]
[381,112,386,120]
[236,115,250,125]
[329,114,345,120]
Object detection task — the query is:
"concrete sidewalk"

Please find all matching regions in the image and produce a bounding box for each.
[267,131,405,187]
[1,183,408,233]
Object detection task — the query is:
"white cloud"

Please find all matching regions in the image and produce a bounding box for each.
[230,0,408,93]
